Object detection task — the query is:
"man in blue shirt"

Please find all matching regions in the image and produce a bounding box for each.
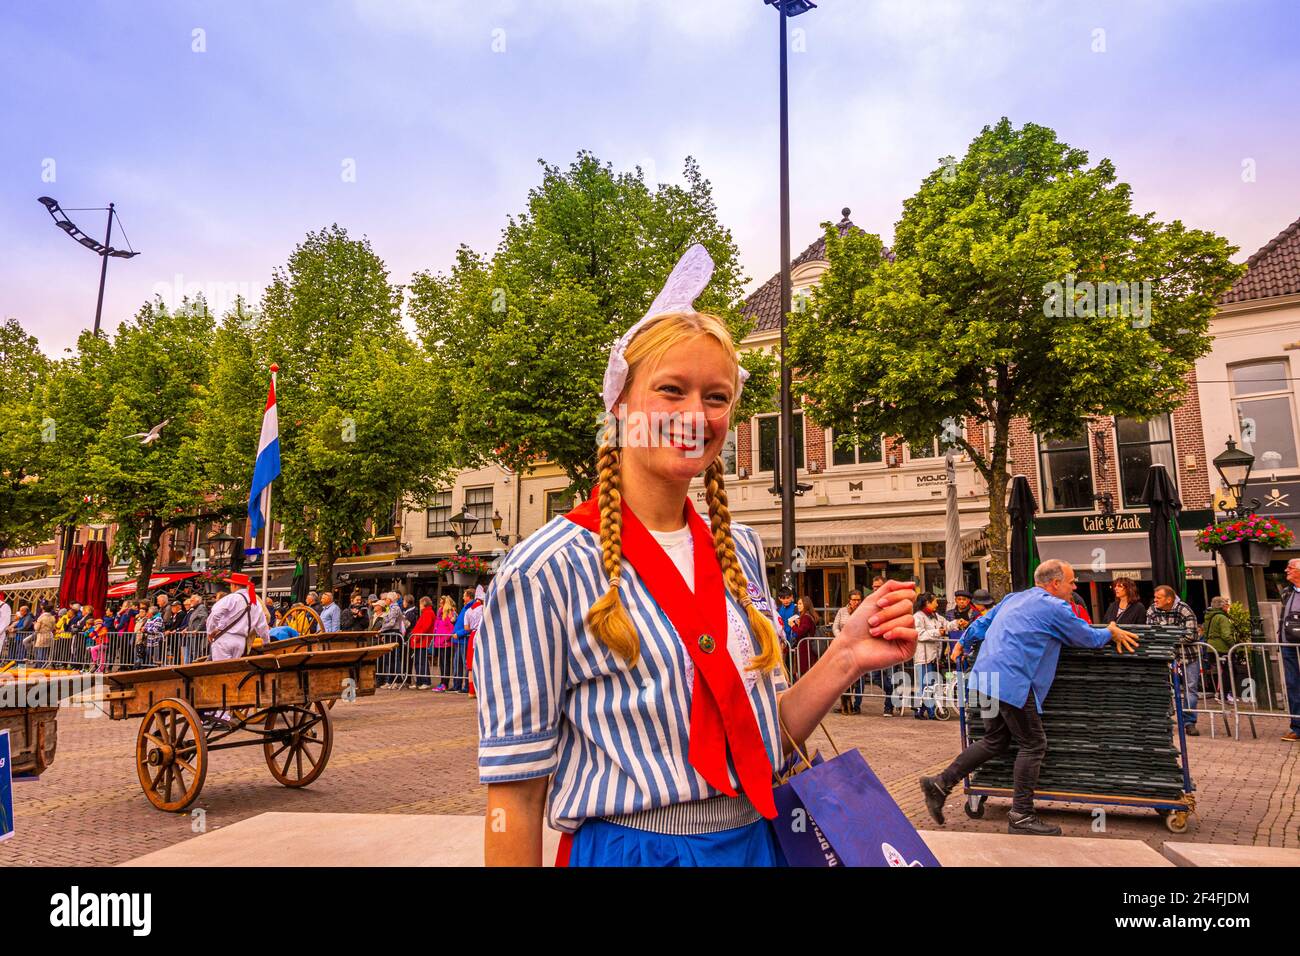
[319,591,342,633]
[919,559,1140,836]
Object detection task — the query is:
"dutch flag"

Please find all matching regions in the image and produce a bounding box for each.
[247,365,281,540]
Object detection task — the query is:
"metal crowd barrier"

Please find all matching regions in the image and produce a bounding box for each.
[1226,641,1298,740]
[790,635,950,718]
[1178,642,1234,739]
[1,629,213,672]
[373,632,470,692]
[0,626,479,697]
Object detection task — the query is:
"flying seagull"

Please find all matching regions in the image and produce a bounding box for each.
[128,419,170,444]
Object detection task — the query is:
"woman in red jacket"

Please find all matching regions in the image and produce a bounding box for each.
[410,596,437,689]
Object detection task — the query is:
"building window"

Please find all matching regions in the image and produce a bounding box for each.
[907,419,964,461]
[1230,360,1299,472]
[545,490,574,523]
[719,428,737,475]
[425,491,452,537]
[464,486,494,530]
[1039,432,1094,511]
[1116,415,1176,508]
[756,413,804,473]
[829,429,883,467]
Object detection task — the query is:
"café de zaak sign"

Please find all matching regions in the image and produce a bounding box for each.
[1081,513,1142,534]
[1035,510,1213,537]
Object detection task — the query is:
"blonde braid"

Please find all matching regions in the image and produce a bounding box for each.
[704,459,780,671]
[586,436,639,664]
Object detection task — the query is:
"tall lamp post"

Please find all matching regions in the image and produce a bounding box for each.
[37,197,140,337]
[1212,437,1266,645]
[1212,436,1278,704]
[764,0,817,590]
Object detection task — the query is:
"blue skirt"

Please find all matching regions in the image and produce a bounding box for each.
[567,817,785,867]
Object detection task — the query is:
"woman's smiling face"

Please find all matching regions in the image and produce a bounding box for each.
[619,334,736,484]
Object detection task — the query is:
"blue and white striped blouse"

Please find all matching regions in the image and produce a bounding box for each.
[475,513,789,834]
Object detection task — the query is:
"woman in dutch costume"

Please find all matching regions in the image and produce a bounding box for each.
[476,246,918,866]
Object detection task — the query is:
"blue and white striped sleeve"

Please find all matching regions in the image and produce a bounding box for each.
[475,565,567,783]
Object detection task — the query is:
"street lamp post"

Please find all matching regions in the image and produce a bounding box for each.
[37,197,140,337]
[208,531,239,573]
[1212,437,1266,645]
[491,510,514,547]
[764,0,816,590]
[447,507,480,557]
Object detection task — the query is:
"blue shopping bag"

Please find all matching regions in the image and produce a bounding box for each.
[771,746,940,868]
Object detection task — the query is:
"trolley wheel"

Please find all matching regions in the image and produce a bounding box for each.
[1163,810,1189,833]
[136,697,208,812]
[964,795,986,819]
[263,701,333,787]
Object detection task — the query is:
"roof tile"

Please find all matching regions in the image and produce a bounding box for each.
[1221,215,1300,304]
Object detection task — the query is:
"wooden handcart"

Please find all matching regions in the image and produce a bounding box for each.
[0,668,87,778]
[102,643,395,812]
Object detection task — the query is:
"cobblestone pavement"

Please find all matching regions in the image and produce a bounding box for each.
[2,688,1294,866]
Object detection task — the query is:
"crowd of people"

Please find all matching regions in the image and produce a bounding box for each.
[769,569,1294,742]
[0,583,490,692]
[776,578,997,720]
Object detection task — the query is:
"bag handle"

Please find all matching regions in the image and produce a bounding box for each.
[775,659,841,784]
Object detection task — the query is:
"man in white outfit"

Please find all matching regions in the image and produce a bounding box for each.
[205,585,270,725]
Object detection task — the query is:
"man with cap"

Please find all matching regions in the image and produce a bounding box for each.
[946,589,975,629]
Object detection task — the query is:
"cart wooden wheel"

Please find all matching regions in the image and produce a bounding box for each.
[230,705,268,727]
[135,698,208,812]
[1163,810,1189,833]
[263,701,333,787]
[964,794,986,819]
[282,603,324,636]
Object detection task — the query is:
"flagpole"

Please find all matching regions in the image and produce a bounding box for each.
[260,363,279,603]
[261,484,273,602]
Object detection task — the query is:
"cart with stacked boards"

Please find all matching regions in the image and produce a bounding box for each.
[957,624,1196,833]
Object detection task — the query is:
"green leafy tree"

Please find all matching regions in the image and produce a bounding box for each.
[41,299,230,595]
[410,152,777,490]
[790,119,1243,595]
[0,318,58,551]
[253,225,458,591]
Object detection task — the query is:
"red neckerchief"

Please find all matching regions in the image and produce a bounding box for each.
[565,492,776,819]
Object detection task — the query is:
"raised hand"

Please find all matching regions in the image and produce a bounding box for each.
[836,579,918,675]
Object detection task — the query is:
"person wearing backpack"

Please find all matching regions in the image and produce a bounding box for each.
[1203,596,1238,703]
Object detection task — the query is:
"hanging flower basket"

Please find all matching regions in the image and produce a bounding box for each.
[434,555,493,586]
[1196,515,1293,567]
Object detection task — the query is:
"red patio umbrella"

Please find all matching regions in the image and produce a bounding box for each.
[73,542,95,610]
[59,544,83,608]
[84,540,109,619]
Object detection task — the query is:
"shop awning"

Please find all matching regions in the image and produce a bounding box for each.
[1,574,61,593]
[1035,531,1214,578]
[748,513,989,550]
[0,561,52,582]
[106,572,199,597]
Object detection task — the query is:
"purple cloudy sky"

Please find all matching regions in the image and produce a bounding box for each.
[2,0,1297,354]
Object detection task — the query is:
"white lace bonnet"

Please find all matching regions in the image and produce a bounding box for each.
[600,243,749,413]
